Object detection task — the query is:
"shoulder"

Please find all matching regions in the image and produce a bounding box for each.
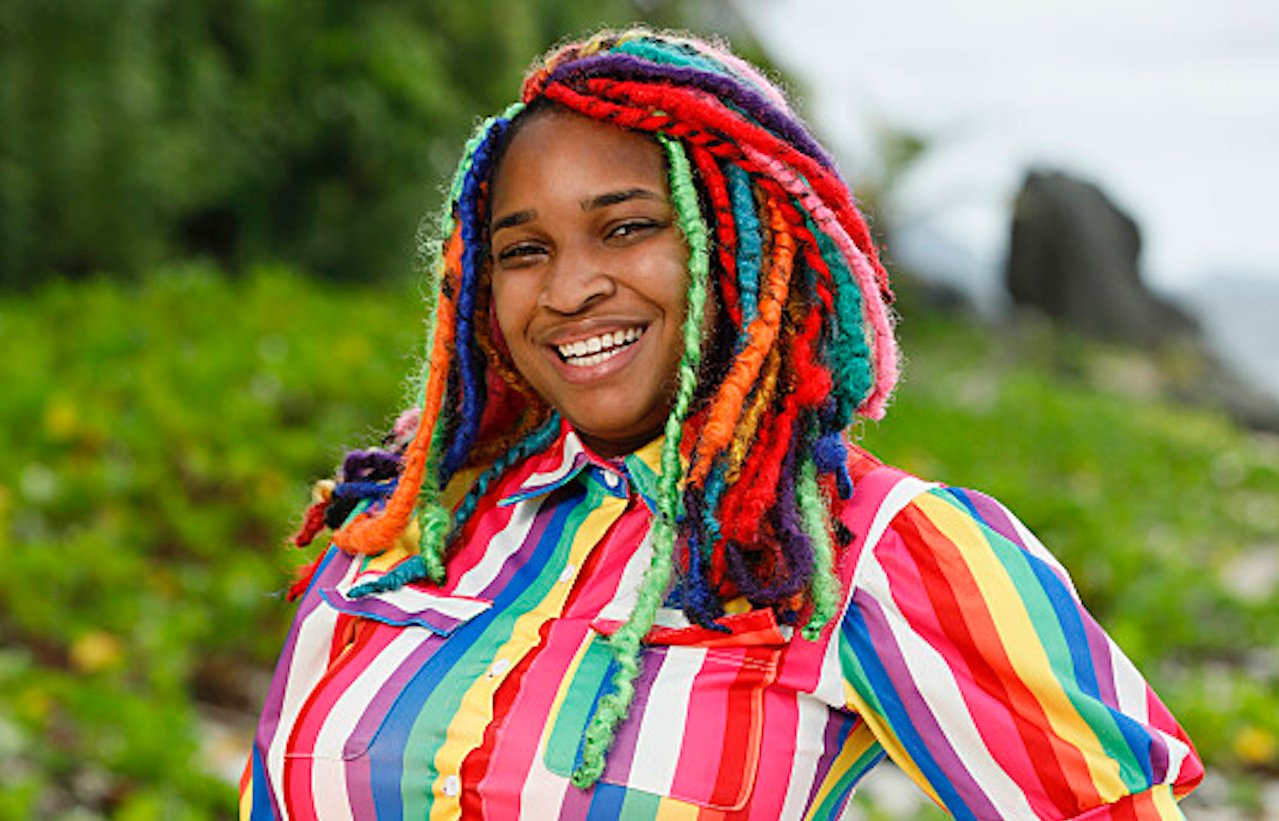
[835,446,1075,596]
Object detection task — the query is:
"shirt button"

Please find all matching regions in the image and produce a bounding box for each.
[602,471,619,488]
[442,774,461,797]
[559,564,576,584]
[488,658,511,677]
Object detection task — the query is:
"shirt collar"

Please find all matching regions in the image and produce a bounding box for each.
[498,419,665,514]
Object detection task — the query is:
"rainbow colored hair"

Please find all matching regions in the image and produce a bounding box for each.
[300,28,899,789]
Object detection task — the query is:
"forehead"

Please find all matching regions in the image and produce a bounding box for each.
[490,110,669,211]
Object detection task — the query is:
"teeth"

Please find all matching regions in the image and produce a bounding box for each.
[557,327,644,365]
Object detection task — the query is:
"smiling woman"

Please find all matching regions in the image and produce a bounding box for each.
[488,110,696,457]
[241,28,1203,820]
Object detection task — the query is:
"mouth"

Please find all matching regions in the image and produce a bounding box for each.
[553,326,645,368]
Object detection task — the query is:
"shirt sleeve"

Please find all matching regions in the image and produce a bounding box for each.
[839,484,1203,820]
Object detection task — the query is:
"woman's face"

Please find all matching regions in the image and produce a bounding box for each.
[488,110,691,457]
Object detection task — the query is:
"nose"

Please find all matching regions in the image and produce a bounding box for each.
[537,243,615,315]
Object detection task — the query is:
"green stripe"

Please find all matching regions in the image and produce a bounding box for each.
[937,492,1144,791]
[808,742,884,820]
[400,483,607,817]
[544,634,615,776]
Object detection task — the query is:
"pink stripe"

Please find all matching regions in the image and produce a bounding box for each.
[477,623,595,814]
[877,519,1052,815]
[281,625,400,818]
[743,678,801,819]
[669,649,742,806]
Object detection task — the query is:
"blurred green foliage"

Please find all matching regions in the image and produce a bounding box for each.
[0,0,758,288]
[0,269,1275,816]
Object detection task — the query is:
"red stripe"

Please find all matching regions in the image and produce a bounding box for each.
[282,620,391,820]
[895,507,1102,815]
[458,622,546,816]
[710,645,779,810]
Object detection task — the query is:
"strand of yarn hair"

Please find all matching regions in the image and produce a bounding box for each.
[742,143,897,419]
[720,298,828,546]
[726,165,764,326]
[688,145,742,327]
[450,413,562,537]
[698,332,784,589]
[407,102,525,578]
[554,44,839,173]
[752,181,873,422]
[805,214,873,429]
[686,193,795,487]
[579,76,887,284]
[443,113,515,483]
[333,227,461,557]
[573,134,711,788]
[796,443,840,639]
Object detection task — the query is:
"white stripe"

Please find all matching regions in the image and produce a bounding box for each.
[857,552,1039,819]
[777,697,832,820]
[594,529,656,623]
[849,477,939,592]
[1159,731,1195,787]
[520,431,585,491]
[306,629,425,820]
[452,501,540,597]
[812,475,937,708]
[625,647,706,795]
[331,585,492,621]
[308,757,356,821]
[521,715,572,816]
[265,556,360,818]
[1110,645,1151,724]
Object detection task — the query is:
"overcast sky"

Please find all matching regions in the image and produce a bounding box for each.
[737,0,1279,294]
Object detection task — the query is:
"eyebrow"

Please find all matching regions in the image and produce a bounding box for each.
[490,188,664,234]
[491,209,535,233]
[583,187,663,210]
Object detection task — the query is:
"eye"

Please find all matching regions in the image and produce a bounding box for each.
[606,219,665,244]
[494,241,547,268]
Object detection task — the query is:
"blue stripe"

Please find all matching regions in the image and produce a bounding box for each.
[843,603,978,821]
[248,745,278,819]
[370,484,588,817]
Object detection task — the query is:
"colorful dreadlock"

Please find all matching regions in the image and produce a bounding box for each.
[293,28,899,790]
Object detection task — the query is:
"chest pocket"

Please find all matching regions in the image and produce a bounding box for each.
[543,608,788,811]
[283,581,493,762]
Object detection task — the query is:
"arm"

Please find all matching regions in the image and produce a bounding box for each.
[839,485,1202,819]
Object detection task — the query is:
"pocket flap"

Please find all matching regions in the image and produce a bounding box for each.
[591,606,790,648]
[319,584,491,636]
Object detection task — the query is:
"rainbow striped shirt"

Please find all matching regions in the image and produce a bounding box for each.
[241,428,1201,819]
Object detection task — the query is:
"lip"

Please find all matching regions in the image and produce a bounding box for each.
[540,322,650,385]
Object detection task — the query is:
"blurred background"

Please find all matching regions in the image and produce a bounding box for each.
[1,1,1275,818]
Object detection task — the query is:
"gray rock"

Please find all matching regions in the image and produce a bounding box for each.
[1006,169,1199,345]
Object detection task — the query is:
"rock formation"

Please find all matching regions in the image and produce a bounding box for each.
[1006,169,1199,345]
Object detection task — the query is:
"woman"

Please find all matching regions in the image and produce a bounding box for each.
[242,28,1202,820]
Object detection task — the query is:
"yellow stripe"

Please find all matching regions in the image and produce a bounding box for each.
[843,681,944,807]
[1151,784,1185,818]
[917,493,1125,800]
[654,796,706,821]
[427,496,627,821]
[802,721,879,820]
